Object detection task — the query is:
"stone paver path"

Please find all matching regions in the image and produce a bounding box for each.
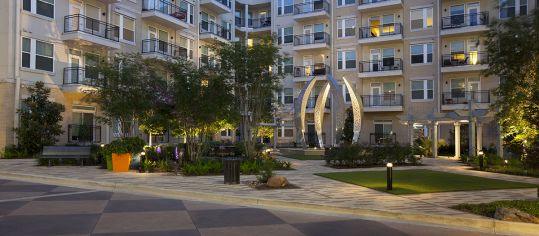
[0,154,537,219]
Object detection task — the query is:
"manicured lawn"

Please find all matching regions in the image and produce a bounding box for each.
[453,200,539,218]
[283,154,324,160]
[315,169,538,195]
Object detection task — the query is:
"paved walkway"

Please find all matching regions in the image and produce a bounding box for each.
[0,156,537,220]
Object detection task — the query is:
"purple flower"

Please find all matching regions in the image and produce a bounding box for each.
[174,146,179,160]
[157,146,162,154]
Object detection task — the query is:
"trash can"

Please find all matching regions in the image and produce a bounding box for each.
[223,157,241,184]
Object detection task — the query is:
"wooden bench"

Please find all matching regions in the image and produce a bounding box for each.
[41,146,92,167]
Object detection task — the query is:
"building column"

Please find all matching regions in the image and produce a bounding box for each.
[433,122,438,158]
[244,4,249,42]
[454,122,460,159]
[469,118,476,158]
[476,123,483,154]
[497,124,504,158]
[409,122,414,146]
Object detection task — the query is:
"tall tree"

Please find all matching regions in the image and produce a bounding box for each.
[485,9,539,165]
[15,81,65,154]
[211,36,282,158]
[341,108,354,144]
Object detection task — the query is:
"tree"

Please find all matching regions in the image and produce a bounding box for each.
[211,36,282,158]
[168,59,234,162]
[15,81,65,154]
[341,108,354,144]
[485,9,539,165]
[85,53,156,137]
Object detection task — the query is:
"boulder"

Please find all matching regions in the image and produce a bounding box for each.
[267,176,288,188]
[494,207,539,224]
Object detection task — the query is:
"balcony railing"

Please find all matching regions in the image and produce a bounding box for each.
[370,133,396,145]
[235,17,272,28]
[200,55,219,69]
[294,0,330,15]
[64,14,119,42]
[294,32,330,46]
[211,0,231,8]
[361,94,403,107]
[358,23,402,39]
[294,64,330,77]
[359,0,398,5]
[63,67,100,86]
[235,16,243,27]
[141,39,188,58]
[142,0,189,23]
[200,21,231,40]
[441,12,489,30]
[303,97,331,109]
[358,58,402,73]
[68,124,101,143]
[441,90,490,105]
[441,52,488,67]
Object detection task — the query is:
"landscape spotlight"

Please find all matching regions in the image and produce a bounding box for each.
[386,163,393,190]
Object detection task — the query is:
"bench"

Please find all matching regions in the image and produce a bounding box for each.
[41,146,92,167]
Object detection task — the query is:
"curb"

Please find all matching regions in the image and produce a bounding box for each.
[1,171,538,236]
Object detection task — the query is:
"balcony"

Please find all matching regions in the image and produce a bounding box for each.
[200,0,231,14]
[142,0,190,29]
[293,64,330,82]
[370,133,397,145]
[358,0,402,12]
[358,23,402,44]
[441,52,488,73]
[68,124,101,144]
[235,17,271,32]
[293,32,330,51]
[361,94,403,112]
[141,39,189,60]
[441,90,490,110]
[200,55,220,69]
[441,12,489,36]
[62,14,120,49]
[200,21,231,43]
[63,67,100,91]
[358,58,402,78]
[293,0,330,21]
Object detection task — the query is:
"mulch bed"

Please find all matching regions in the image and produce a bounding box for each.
[244,181,301,190]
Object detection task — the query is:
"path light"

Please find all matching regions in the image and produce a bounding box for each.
[386,163,393,190]
[478,150,485,170]
[100,144,105,148]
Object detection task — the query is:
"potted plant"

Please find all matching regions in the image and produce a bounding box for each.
[104,137,145,172]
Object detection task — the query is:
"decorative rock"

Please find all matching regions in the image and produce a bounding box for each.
[494,207,539,224]
[267,176,288,188]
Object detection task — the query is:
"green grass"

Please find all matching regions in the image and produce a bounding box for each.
[282,154,324,160]
[315,169,538,195]
[453,200,539,218]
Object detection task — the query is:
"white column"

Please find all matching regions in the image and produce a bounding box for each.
[454,122,460,159]
[476,123,483,154]
[469,118,476,157]
[244,4,248,42]
[409,122,414,146]
[433,122,438,158]
[497,124,504,158]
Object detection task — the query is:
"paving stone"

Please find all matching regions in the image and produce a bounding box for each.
[104,199,185,213]
[0,214,100,236]
[189,208,285,228]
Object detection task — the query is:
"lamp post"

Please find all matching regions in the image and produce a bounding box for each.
[386,163,393,190]
[478,150,484,170]
[139,151,146,173]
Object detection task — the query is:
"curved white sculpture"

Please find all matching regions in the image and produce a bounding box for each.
[294,77,318,147]
[342,77,363,143]
[314,82,330,148]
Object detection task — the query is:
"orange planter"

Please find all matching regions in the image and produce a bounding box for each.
[112,153,132,172]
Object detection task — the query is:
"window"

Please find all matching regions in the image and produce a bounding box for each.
[411,44,433,64]
[278,27,293,45]
[343,86,352,102]
[22,37,54,72]
[374,120,393,134]
[411,80,433,100]
[178,37,193,59]
[284,88,294,104]
[180,1,194,24]
[278,0,294,15]
[337,50,356,70]
[337,18,356,38]
[278,126,294,137]
[221,129,233,137]
[410,7,433,30]
[113,13,135,43]
[338,0,356,6]
[23,0,54,18]
[279,57,293,74]
[500,0,527,18]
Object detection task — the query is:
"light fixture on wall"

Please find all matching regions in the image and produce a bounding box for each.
[398,83,401,87]
[102,12,106,16]
[397,15,400,18]
[397,49,400,52]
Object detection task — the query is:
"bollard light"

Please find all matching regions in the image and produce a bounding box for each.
[140,151,146,156]
[100,144,105,148]
[478,150,484,170]
[386,163,393,190]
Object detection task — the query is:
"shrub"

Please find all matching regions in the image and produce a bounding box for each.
[256,161,274,183]
[240,160,260,174]
[140,158,156,172]
[1,145,30,159]
[182,160,223,176]
[104,137,146,155]
[413,137,432,158]
[324,144,417,168]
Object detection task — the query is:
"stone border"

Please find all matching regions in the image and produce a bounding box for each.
[1,171,538,236]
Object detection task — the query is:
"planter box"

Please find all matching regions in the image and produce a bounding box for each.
[112,153,131,172]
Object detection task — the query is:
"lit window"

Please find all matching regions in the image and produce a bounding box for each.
[410,7,433,30]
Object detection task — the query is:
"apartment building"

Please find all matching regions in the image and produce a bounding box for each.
[0,0,535,157]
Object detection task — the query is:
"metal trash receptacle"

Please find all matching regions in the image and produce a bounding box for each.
[223,157,241,184]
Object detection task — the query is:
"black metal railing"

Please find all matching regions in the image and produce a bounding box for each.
[142,0,189,23]
[358,58,402,73]
[235,17,272,28]
[68,124,101,143]
[294,32,330,46]
[235,16,244,27]
[200,21,231,40]
[200,55,219,69]
[294,0,330,15]
[370,133,396,145]
[359,23,402,39]
[441,90,490,105]
[293,64,330,77]
[359,0,399,5]
[361,94,403,107]
[63,14,119,42]
[441,12,489,30]
[441,52,488,67]
[211,0,231,8]
[63,67,100,86]
[303,97,331,109]
[141,39,188,58]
